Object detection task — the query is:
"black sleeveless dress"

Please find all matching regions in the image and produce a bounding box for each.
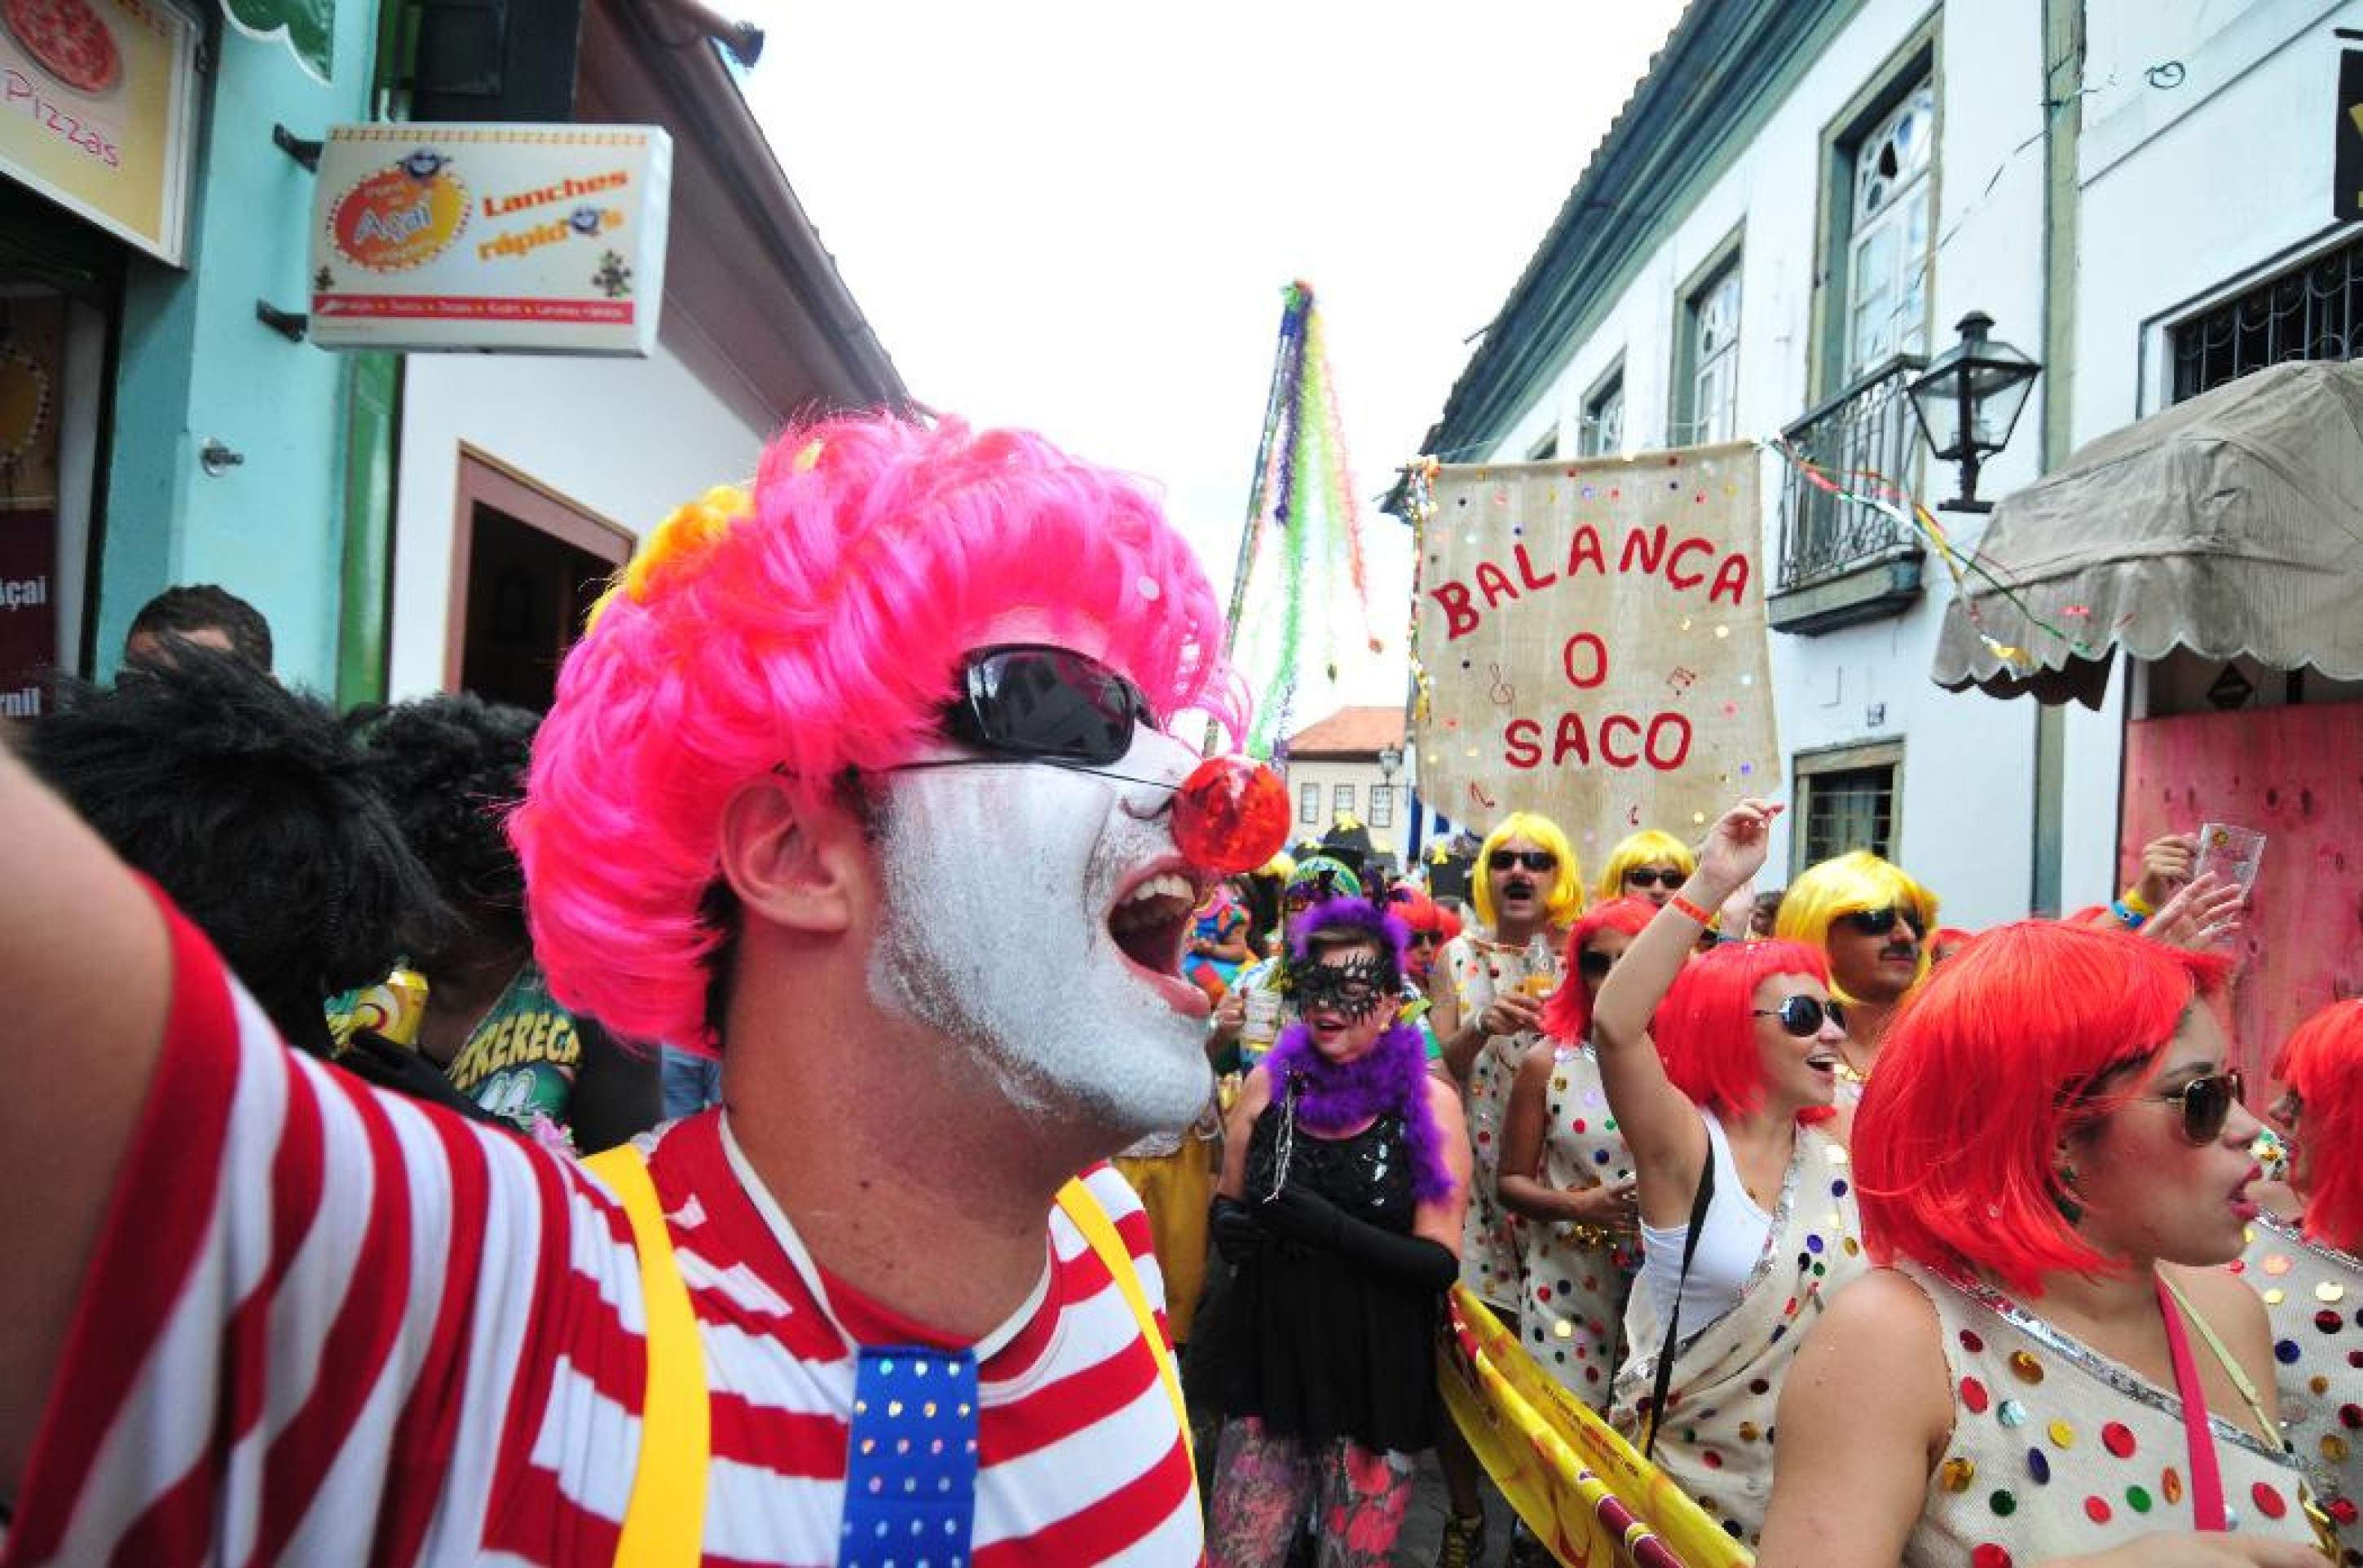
[1218,1103,1444,1454]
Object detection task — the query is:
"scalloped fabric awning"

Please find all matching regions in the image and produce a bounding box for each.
[221,0,333,84]
[1932,360,2363,707]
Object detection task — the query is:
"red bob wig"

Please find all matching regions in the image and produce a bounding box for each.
[1853,920,2229,1297]
[2274,999,2363,1253]
[1651,938,1832,1123]
[1541,896,1656,1043]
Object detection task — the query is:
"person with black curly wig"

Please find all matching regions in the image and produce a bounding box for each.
[20,648,440,1056]
[346,692,658,1154]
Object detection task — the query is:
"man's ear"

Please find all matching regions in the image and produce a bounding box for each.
[716,775,865,935]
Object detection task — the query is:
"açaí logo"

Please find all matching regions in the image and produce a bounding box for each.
[328,149,470,272]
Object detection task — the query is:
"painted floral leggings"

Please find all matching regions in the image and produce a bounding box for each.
[1206,1416,1417,1568]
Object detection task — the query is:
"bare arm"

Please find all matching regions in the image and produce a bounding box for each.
[0,743,173,1484]
[1755,1269,1951,1568]
[1591,799,1779,1223]
[1412,1075,1474,1253]
[1497,1042,1632,1231]
[1431,950,1541,1086]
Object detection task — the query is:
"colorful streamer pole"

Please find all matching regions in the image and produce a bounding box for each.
[1212,281,1382,758]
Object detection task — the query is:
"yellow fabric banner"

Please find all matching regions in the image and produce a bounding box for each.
[1440,1285,1753,1568]
[1413,445,1780,841]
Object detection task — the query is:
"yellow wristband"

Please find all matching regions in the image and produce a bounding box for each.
[2118,887,2155,918]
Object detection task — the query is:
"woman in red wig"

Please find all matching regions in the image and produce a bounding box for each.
[2242,998,2363,1550]
[1497,896,1655,1406]
[1586,799,1864,1543]
[1756,922,2327,1568]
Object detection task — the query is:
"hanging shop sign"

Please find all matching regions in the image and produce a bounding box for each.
[0,0,199,263]
[309,123,671,355]
[1412,443,1782,839]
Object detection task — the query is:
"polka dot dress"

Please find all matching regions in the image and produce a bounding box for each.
[1445,932,1545,1312]
[1901,1262,2325,1566]
[2235,1213,2363,1561]
[1520,1045,1637,1408]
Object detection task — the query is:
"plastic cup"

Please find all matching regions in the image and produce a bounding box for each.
[1241,988,1282,1047]
[2193,822,2267,897]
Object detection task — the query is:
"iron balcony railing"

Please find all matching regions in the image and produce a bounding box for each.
[1774,352,1928,591]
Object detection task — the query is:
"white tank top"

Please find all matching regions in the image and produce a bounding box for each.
[1637,1112,1774,1332]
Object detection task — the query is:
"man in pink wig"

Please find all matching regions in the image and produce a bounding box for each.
[0,415,1285,1563]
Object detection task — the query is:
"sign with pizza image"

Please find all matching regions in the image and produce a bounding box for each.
[0,0,197,262]
[309,123,673,355]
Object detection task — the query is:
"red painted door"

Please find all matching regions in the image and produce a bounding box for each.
[2121,702,2363,1090]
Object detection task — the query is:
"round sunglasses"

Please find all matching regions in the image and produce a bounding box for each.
[1754,994,1846,1037]
[2154,1068,2246,1145]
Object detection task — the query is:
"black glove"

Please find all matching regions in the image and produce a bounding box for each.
[339,1030,504,1128]
[1210,1195,1269,1263]
[1257,1185,1457,1289]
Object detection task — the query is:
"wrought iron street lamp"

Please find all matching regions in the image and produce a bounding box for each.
[1906,311,2042,513]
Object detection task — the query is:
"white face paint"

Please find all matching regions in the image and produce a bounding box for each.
[866,721,1215,1140]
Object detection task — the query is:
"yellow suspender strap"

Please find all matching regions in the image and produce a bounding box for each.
[1053,1177,1201,1502]
[584,1143,710,1568]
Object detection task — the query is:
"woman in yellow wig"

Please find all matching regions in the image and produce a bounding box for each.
[1771,850,1937,1101]
[1424,810,1583,1556]
[1592,829,1697,910]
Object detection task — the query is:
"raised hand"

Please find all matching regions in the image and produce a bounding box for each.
[2140,872,2242,951]
[1695,798,1783,898]
[2134,833,2198,911]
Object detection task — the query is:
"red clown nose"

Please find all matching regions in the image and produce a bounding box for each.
[1172,755,1290,874]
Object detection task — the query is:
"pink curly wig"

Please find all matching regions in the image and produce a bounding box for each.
[512,413,1244,1048]
[1541,896,1655,1044]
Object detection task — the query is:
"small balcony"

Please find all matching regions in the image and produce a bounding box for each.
[1767,353,1929,635]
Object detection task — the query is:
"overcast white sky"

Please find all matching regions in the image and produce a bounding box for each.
[740,2,1690,718]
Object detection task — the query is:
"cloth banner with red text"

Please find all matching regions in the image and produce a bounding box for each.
[1414,444,1780,846]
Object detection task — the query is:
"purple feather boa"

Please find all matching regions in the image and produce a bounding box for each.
[1263,1019,1457,1203]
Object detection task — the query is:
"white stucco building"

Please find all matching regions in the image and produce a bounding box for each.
[385,0,902,705]
[1400,0,2363,927]
[1283,706,1417,870]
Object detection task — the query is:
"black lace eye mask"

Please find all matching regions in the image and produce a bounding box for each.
[1288,953,1395,1022]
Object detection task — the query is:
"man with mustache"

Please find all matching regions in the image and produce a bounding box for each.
[1771,849,1939,1103]
[0,416,1285,1565]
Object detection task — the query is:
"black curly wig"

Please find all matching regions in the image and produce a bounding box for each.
[24,650,447,1054]
[346,692,540,968]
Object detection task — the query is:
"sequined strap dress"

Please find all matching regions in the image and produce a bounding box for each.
[1444,931,1539,1311]
[1895,1260,2324,1566]
[1607,1122,1865,1545]
[1519,1045,1637,1407]
[2237,1213,2363,1551]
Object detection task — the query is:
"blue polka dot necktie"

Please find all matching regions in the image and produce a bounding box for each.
[838,1346,981,1568]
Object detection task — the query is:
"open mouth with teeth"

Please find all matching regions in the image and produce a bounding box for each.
[1804,1051,1842,1073]
[1108,868,1202,993]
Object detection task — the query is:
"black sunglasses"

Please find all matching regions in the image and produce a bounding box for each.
[1489,849,1557,873]
[1623,867,1678,890]
[2157,1068,2246,1145]
[1754,994,1845,1037]
[1841,907,1917,937]
[1577,949,1616,980]
[941,644,1155,764]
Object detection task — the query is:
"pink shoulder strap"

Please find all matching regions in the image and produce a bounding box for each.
[2155,1273,2226,1531]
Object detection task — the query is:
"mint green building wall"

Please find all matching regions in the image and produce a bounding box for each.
[95,3,385,691]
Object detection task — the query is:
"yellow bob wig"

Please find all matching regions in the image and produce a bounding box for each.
[1593,829,1699,905]
[1473,811,1585,932]
[1774,850,1940,1001]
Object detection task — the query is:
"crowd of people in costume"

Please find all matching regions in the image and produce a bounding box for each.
[0,412,2353,1568]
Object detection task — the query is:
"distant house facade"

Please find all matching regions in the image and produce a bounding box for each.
[1283,705,1416,867]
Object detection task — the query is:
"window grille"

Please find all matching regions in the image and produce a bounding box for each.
[1299,782,1320,825]
[2171,235,2363,402]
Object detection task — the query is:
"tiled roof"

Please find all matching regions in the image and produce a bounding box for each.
[1285,706,1406,759]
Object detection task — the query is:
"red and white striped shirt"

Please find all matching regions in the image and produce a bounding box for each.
[4,904,1201,1566]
